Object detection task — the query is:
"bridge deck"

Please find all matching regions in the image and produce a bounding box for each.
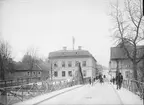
[14,82,143,105]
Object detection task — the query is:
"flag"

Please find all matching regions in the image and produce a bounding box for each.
[72,36,75,50]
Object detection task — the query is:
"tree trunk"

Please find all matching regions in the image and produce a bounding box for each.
[132,61,141,93]
[132,62,138,80]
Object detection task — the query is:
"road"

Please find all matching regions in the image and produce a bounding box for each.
[36,82,123,105]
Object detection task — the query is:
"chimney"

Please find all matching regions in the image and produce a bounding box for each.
[78,46,82,50]
[63,47,67,50]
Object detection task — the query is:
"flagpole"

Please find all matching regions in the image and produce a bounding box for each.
[73,36,75,50]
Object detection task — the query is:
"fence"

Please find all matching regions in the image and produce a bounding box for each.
[0,77,89,105]
[122,79,144,104]
[0,77,41,88]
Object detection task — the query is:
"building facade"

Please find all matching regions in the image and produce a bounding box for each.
[48,47,97,81]
[109,42,144,80]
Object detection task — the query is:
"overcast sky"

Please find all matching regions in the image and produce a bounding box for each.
[0,0,118,67]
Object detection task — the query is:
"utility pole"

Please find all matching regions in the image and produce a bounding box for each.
[72,36,75,50]
[78,62,84,84]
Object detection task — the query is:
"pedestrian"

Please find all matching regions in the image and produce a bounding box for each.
[104,75,106,78]
[116,72,123,89]
[112,77,115,85]
[91,77,93,86]
[89,78,91,85]
[119,73,123,89]
[99,75,103,84]
[116,73,119,89]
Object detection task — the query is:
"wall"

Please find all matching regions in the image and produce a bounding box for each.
[110,59,143,79]
[50,57,95,80]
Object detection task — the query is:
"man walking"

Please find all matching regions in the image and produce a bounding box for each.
[119,73,123,89]
[116,72,123,89]
[89,78,91,85]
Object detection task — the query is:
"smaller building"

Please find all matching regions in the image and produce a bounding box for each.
[5,61,50,81]
[109,41,144,80]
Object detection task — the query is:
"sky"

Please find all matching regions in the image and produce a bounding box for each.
[0,0,117,67]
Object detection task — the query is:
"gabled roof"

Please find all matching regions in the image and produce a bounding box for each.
[49,50,92,58]
[48,49,97,62]
[110,47,127,60]
[14,62,51,71]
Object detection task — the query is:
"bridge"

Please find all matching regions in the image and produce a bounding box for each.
[0,78,143,105]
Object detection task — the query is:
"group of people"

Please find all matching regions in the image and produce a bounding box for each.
[88,74,106,85]
[110,72,123,90]
[87,73,123,90]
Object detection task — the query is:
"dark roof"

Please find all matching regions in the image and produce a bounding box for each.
[14,62,51,71]
[38,62,51,71]
[14,70,42,72]
[111,46,144,60]
[110,47,127,60]
[48,50,97,62]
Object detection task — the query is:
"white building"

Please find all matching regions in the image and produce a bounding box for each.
[48,47,97,81]
[109,41,144,80]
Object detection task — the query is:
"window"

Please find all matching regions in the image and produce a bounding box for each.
[82,61,86,67]
[68,71,72,77]
[75,61,79,67]
[54,62,58,67]
[83,70,86,77]
[27,72,30,76]
[68,61,72,67]
[62,61,65,67]
[38,72,41,74]
[62,71,65,77]
[33,72,35,75]
[54,71,58,77]
[125,71,130,78]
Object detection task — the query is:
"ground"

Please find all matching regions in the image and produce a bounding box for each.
[14,81,143,105]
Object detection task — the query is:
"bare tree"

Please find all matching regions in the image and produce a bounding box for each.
[22,47,38,69]
[22,47,39,78]
[0,40,12,80]
[110,0,144,81]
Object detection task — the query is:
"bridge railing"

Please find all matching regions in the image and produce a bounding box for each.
[0,77,41,88]
[122,79,144,103]
[0,77,89,105]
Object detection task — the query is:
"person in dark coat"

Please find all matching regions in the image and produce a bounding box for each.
[104,75,106,78]
[99,74,103,84]
[119,73,123,89]
[116,72,123,89]
[112,77,115,85]
[89,78,91,85]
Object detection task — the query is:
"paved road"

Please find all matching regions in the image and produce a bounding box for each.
[36,83,123,105]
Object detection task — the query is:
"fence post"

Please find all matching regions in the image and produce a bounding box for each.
[1,81,7,105]
[142,88,144,105]
[22,86,23,101]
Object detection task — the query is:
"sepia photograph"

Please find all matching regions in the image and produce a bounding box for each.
[0,0,144,105]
